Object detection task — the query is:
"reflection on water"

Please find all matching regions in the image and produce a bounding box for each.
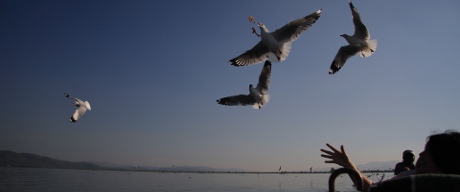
[0,167,383,192]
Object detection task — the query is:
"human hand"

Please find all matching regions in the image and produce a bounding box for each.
[320,143,354,169]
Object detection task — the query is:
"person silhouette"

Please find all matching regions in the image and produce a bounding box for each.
[394,150,415,175]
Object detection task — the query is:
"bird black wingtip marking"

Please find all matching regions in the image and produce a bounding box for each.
[229,59,243,67]
[349,0,358,12]
[349,0,355,8]
[264,60,272,66]
[70,116,77,123]
[329,65,340,75]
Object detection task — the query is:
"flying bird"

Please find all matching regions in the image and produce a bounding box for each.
[64,93,91,122]
[230,9,322,67]
[329,0,377,74]
[217,60,272,109]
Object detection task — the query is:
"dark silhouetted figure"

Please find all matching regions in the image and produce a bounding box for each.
[394,150,415,175]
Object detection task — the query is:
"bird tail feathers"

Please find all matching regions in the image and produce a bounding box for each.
[252,94,270,109]
[360,39,377,58]
[279,42,291,61]
[266,42,292,62]
[262,94,270,104]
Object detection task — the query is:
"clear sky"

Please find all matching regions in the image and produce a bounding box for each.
[1,0,460,172]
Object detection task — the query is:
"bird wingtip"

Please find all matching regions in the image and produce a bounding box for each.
[229,60,245,67]
[329,67,338,75]
[349,0,355,9]
[70,117,77,123]
[264,60,272,66]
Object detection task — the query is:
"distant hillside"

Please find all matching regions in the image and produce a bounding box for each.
[0,150,247,172]
[156,165,247,172]
[88,161,247,172]
[3,150,394,173]
[0,150,102,170]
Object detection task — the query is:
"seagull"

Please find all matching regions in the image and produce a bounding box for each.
[64,93,91,122]
[230,9,322,67]
[329,0,377,75]
[217,60,272,109]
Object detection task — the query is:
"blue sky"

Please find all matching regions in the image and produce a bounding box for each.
[1,0,460,172]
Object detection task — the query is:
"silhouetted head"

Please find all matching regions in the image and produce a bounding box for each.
[402,150,415,164]
[424,130,460,174]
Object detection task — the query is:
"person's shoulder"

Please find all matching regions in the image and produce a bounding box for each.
[392,169,416,179]
[394,162,404,167]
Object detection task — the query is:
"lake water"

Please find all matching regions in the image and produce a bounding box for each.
[0,168,391,192]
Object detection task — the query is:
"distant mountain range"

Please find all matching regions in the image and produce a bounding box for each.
[86,161,247,172]
[0,150,397,173]
[0,150,102,170]
[0,150,246,172]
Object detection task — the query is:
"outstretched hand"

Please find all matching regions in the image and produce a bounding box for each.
[320,143,353,168]
[321,143,373,192]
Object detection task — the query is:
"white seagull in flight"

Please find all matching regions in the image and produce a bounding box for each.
[217,60,272,109]
[64,93,91,122]
[329,0,377,75]
[230,9,322,67]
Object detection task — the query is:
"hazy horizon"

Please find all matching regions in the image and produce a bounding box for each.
[1,149,400,172]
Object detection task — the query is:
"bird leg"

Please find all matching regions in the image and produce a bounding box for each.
[275,47,283,61]
[251,27,260,37]
[367,45,375,53]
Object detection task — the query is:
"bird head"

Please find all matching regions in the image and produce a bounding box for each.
[85,101,91,110]
[257,22,269,33]
[257,22,265,28]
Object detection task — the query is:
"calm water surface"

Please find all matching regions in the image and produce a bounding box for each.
[0,168,390,192]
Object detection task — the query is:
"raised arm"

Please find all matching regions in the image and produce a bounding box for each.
[321,143,373,192]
